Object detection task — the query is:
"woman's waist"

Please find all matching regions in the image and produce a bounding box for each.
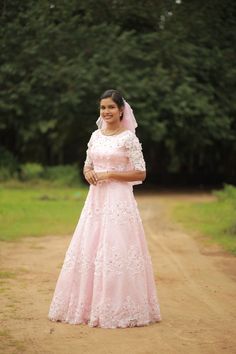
[94,166,128,172]
[90,178,133,189]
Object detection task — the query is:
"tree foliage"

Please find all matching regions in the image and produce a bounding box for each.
[0,0,235,185]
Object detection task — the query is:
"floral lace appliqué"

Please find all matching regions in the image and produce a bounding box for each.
[84,130,146,172]
[124,132,146,171]
[49,294,161,328]
[94,244,151,277]
[61,242,151,277]
[81,200,142,225]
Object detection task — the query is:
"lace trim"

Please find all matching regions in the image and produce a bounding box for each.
[94,244,152,276]
[49,294,161,328]
[88,295,161,328]
[84,130,146,172]
[124,133,146,171]
[61,243,152,276]
[62,246,93,274]
[80,200,142,225]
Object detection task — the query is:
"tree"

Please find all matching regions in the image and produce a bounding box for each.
[0,0,235,185]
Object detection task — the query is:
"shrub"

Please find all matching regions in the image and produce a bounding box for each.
[214,184,236,205]
[0,147,19,181]
[0,158,81,186]
[21,163,44,181]
[42,164,81,186]
[0,166,13,181]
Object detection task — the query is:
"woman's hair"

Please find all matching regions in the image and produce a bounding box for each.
[100,89,124,119]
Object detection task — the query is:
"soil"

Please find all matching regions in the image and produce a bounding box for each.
[0,192,236,354]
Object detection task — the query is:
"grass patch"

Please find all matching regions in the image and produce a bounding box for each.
[0,271,16,279]
[172,185,236,255]
[0,287,10,293]
[0,182,88,241]
[0,328,26,353]
[0,329,11,337]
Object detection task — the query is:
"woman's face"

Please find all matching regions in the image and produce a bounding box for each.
[100,97,122,125]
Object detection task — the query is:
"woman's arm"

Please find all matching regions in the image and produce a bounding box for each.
[96,170,146,182]
[84,169,146,185]
[109,170,146,182]
[83,132,98,185]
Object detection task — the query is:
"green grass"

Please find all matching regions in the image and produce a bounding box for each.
[0,182,88,241]
[0,329,26,353]
[0,271,16,279]
[172,188,236,255]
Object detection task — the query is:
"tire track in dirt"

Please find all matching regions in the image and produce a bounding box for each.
[138,193,236,353]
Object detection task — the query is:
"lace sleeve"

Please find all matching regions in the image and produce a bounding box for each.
[125,133,146,171]
[84,133,94,169]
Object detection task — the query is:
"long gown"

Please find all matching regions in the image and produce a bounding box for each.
[48,129,161,328]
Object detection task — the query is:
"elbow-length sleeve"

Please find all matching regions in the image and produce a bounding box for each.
[125,133,146,171]
[84,133,94,169]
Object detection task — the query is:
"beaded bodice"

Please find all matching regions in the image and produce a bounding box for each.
[84,129,146,172]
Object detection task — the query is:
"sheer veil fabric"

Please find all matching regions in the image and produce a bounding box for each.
[96,99,141,186]
[96,99,138,133]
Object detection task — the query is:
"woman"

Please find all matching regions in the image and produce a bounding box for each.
[48,89,161,328]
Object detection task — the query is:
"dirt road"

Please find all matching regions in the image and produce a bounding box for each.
[1,192,236,354]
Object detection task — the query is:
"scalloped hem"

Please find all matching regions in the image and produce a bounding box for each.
[48,315,162,329]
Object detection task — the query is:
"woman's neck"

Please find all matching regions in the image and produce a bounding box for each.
[105,122,121,131]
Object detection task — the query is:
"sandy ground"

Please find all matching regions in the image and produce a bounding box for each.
[0,192,236,354]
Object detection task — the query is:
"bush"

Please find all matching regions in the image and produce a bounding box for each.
[0,166,14,181]
[42,164,81,186]
[214,184,236,239]
[21,163,44,181]
[0,147,19,181]
[214,184,236,205]
[0,158,81,186]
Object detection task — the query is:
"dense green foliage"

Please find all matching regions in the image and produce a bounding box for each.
[173,184,236,254]
[1,0,236,185]
[0,156,81,185]
[20,163,81,186]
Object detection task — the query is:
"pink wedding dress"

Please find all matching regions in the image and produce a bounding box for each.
[48,129,161,328]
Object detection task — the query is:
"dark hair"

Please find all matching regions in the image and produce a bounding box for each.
[100,89,124,119]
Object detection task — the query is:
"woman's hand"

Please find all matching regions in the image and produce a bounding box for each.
[96,171,110,181]
[84,169,98,185]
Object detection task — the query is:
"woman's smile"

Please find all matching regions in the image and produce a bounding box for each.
[100,97,122,123]
[104,115,113,119]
